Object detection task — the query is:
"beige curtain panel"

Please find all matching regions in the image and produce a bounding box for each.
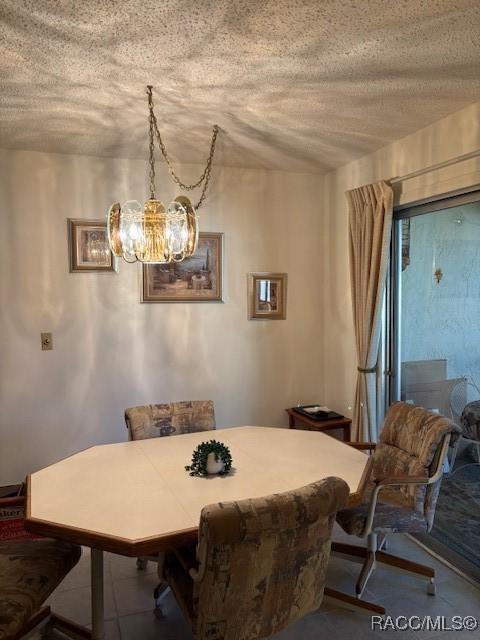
[347,180,393,441]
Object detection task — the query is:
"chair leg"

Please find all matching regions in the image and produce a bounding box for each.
[356,551,376,597]
[352,531,377,597]
[330,539,379,605]
[333,533,436,596]
[331,540,368,563]
[50,613,92,638]
[323,587,385,615]
[331,539,376,595]
[449,437,460,471]
[154,583,171,619]
[15,608,92,640]
[136,557,149,571]
[378,533,388,551]
[376,549,435,593]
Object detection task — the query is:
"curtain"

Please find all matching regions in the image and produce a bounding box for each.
[347,180,393,441]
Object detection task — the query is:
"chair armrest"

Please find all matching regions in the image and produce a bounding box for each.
[375,475,428,487]
[362,433,452,536]
[348,442,376,451]
[362,474,429,535]
[172,545,205,582]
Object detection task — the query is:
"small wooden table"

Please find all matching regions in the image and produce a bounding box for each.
[287,408,352,442]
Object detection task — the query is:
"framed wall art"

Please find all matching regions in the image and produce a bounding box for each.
[248,272,287,320]
[68,218,117,272]
[142,232,223,302]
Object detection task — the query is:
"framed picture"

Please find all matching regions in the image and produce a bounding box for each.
[68,219,117,272]
[248,272,287,320]
[142,232,223,302]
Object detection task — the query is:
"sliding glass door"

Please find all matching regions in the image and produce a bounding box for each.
[389,187,480,581]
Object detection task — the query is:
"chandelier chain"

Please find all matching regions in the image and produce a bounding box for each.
[146,86,219,209]
[194,151,214,209]
[148,89,156,200]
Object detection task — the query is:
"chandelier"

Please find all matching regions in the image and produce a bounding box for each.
[107,86,219,263]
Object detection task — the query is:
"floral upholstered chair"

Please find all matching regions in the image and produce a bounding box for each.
[335,402,461,598]
[160,476,366,640]
[125,400,215,441]
[0,495,83,639]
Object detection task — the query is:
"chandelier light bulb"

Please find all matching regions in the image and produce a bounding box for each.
[108,197,199,264]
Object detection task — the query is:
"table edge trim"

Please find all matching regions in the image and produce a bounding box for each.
[25,475,198,555]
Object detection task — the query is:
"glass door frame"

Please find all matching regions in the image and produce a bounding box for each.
[384,183,480,583]
[384,184,480,408]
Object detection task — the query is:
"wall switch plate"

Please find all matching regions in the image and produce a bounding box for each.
[41,332,53,350]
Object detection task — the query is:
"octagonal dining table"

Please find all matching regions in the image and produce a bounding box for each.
[25,426,370,639]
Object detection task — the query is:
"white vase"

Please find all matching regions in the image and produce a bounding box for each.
[206,452,224,475]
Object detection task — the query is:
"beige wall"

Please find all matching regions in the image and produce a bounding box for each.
[0,149,324,483]
[322,102,480,417]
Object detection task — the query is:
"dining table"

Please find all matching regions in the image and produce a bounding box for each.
[25,425,370,640]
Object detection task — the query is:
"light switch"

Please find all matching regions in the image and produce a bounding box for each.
[41,332,53,351]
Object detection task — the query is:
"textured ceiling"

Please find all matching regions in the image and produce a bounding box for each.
[0,0,479,173]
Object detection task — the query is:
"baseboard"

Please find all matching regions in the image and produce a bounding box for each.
[408,534,480,588]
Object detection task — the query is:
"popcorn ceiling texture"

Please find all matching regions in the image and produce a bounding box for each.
[0,0,479,172]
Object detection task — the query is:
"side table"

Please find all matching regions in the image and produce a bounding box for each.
[286,408,352,442]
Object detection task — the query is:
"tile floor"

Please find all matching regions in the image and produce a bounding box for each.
[46,527,480,639]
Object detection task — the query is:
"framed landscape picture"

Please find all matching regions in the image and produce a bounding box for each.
[68,218,117,272]
[142,232,223,302]
[248,272,287,320]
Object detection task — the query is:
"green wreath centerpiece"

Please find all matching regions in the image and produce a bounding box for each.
[185,439,233,477]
